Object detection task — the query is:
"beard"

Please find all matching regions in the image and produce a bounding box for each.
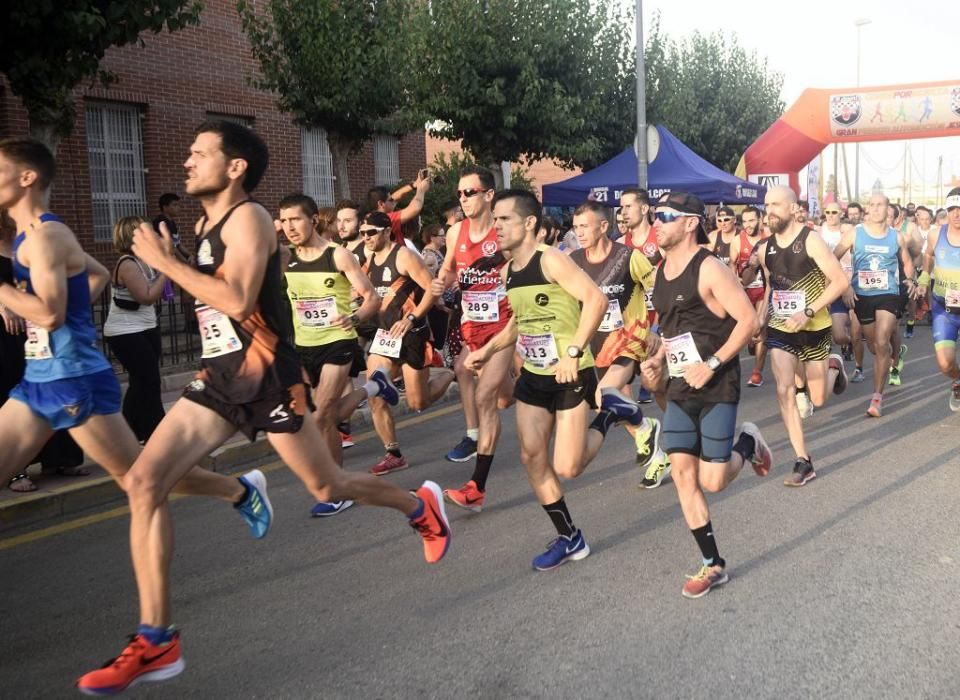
[340,231,359,243]
[767,214,790,234]
[186,172,231,198]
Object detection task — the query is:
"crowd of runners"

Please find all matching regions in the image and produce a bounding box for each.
[1,124,958,695]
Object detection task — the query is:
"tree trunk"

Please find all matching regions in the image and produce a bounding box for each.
[489,162,505,190]
[29,121,62,156]
[328,132,352,201]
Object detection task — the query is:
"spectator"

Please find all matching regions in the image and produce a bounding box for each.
[441,199,464,227]
[152,193,190,262]
[317,206,338,241]
[420,224,448,353]
[103,216,167,443]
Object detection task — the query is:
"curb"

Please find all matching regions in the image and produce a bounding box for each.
[0,378,461,533]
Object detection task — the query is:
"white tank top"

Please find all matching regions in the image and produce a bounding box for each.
[104,256,159,337]
[820,225,842,251]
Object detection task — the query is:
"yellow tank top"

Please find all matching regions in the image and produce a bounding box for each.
[284,245,357,347]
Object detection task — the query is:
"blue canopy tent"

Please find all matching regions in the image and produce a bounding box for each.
[542,125,765,207]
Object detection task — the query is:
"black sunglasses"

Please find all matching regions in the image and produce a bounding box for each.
[457,188,490,199]
[359,227,386,238]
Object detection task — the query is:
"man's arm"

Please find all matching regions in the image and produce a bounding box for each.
[0,225,69,330]
[430,220,462,295]
[898,232,916,289]
[727,234,741,277]
[395,172,431,226]
[84,253,110,299]
[917,227,939,295]
[390,246,438,338]
[132,203,271,321]
[806,231,849,312]
[755,240,770,327]
[334,245,380,327]
[464,315,519,371]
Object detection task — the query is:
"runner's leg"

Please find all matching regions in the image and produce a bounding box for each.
[770,348,808,459]
[0,398,54,486]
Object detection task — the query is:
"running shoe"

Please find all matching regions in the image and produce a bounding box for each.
[795,390,814,419]
[897,344,907,374]
[950,380,960,413]
[635,386,654,404]
[236,470,273,539]
[747,370,763,387]
[784,458,816,487]
[532,530,590,571]
[394,377,406,396]
[639,450,671,489]
[370,453,409,476]
[76,633,184,695]
[739,422,772,477]
[339,431,355,449]
[600,387,644,426]
[682,563,729,599]
[829,353,847,395]
[851,367,865,383]
[369,368,400,406]
[410,481,451,563]
[866,395,882,418]
[445,435,478,462]
[310,500,354,517]
[444,479,485,513]
[633,417,662,469]
[842,344,853,362]
[888,368,901,387]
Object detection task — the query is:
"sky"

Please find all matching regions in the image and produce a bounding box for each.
[643,0,960,205]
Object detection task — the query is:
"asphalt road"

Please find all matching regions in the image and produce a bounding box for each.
[2,325,959,699]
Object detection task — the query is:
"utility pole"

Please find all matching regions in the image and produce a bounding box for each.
[854,18,871,201]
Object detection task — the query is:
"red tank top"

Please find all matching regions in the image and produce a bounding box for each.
[453,218,511,338]
[625,226,662,267]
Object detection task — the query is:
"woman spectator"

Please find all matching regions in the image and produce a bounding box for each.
[103,216,167,443]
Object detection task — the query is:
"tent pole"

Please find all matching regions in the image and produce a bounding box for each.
[841,144,852,203]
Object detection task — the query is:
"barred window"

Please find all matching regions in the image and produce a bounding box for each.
[373,134,400,186]
[206,113,254,128]
[86,102,147,243]
[301,126,335,206]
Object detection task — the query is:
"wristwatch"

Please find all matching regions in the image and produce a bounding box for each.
[566,345,584,359]
[803,306,815,318]
[706,355,722,371]
[406,313,418,325]
[349,313,360,327]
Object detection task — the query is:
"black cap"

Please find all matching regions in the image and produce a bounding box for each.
[657,191,709,245]
[361,211,392,230]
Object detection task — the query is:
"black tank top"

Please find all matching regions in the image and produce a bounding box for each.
[651,248,740,402]
[713,233,733,265]
[364,244,426,330]
[194,200,302,403]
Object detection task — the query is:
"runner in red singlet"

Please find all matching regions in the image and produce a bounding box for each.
[728,206,768,386]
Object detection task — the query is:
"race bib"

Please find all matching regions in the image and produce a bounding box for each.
[370,328,402,359]
[946,289,960,309]
[295,296,337,328]
[599,299,624,332]
[24,321,52,360]
[517,332,559,370]
[462,290,499,323]
[771,289,806,319]
[197,305,243,359]
[644,288,655,311]
[663,332,703,378]
[858,268,889,291]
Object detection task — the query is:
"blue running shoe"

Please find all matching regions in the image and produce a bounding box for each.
[311,500,355,517]
[532,530,591,571]
[370,368,400,406]
[236,470,273,539]
[636,386,654,404]
[600,387,644,426]
[445,435,478,462]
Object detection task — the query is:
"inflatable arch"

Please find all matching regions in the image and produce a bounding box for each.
[736,79,960,194]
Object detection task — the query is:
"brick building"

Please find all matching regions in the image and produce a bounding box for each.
[0,0,426,266]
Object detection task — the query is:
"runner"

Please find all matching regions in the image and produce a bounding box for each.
[728,205,768,386]
[77,122,451,695]
[645,191,772,598]
[465,189,643,570]
[834,193,916,417]
[906,205,936,337]
[279,194,401,517]
[846,202,864,226]
[433,166,515,510]
[818,203,860,372]
[916,188,960,410]
[361,211,456,476]
[335,199,366,260]
[756,186,849,486]
[568,201,667,486]
[708,206,737,265]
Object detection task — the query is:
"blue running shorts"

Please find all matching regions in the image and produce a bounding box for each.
[9,368,122,430]
[931,298,960,350]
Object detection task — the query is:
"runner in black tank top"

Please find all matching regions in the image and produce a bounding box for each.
[649,191,772,600]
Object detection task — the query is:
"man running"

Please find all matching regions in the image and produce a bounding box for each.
[818,204,859,371]
[729,205,768,386]
[433,166,515,510]
[708,206,737,265]
[362,211,456,475]
[756,186,849,486]
[279,194,400,517]
[77,122,450,695]
[644,191,771,598]
[335,199,366,260]
[466,189,644,570]
[916,188,960,410]
[834,193,916,417]
[568,201,667,485]
[906,205,936,337]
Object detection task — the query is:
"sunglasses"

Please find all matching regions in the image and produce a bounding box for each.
[654,211,696,224]
[823,209,840,215]
[359,227,385,237]
[457,188,490,199]
[716,216,733,223]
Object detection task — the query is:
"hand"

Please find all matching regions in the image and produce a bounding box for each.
[131,221,175,271]
[388,317,412,338]
[0,305,24,335]
[842,288,857,308]
[783,310,807,333]
[554,355,579,384]
[682,361,714,390]
[414,171,431,192]
[464,348,488,372]
[429,277,447,297]
[331,314,354,331]
[639,355,665,389]
[915,284,928,299]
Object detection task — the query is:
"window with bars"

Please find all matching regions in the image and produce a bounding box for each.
[301,126,335,206]
[373,134,400,186]
[206,112,254,128]
[85,102,147,243]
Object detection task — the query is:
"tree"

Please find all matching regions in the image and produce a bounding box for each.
[1,1,202,150]
[412,0,634,182]
[238,0,421,199]
[644,14,785,173]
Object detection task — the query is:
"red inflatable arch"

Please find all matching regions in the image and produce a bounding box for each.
[737,79,960,194]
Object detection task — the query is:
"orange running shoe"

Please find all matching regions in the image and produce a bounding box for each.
[77,633,184,696]
[444,480,486,512]
[866,394,882,418]
[410,481,451,563]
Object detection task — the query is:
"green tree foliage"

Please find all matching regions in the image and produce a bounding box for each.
[413,0,633,177]
[1,1,202,148]
[644,14,785,173]
[238,0,421,199]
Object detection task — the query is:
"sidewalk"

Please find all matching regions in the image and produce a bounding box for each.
[0,367,461,532]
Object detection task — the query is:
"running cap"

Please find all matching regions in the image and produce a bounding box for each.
[657,191,709,244]
[946,188,960,211]
[361,211,392,229]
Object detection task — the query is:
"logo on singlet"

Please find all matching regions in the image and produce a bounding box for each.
[535,293,549,306]
[481,240,498,257]
[382,267,392,282]
[643,242,657,257]
[197,239,214,267]
[324,278,335,288]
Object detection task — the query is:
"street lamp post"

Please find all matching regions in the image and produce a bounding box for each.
[854,17,871,200]
[636,0,648,189]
